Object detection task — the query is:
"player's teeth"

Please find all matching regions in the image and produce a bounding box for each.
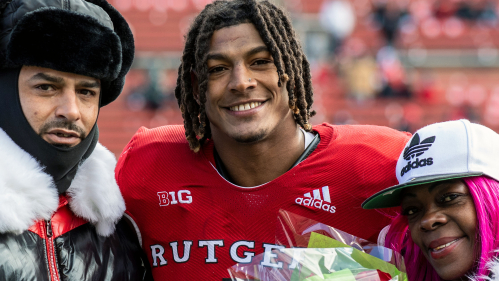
[230,102,263,111]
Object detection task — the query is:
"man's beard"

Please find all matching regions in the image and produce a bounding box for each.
[52,143,73,148]
[38,120,86,148]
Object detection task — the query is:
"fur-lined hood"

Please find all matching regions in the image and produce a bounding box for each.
[487,259,499,281]
[0,128,125,237]
[473,258,499,281]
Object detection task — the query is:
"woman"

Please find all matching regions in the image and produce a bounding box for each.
[362,119,499,281]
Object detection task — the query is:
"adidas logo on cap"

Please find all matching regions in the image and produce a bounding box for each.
[295,186,336,213]
[363,120,499,210]
[400,133,436,177]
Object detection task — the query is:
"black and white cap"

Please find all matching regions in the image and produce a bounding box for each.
[362,119,499,209]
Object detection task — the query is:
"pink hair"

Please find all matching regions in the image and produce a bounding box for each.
[384,176,499,281]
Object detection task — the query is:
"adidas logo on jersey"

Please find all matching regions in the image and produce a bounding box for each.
[295,186,336,213]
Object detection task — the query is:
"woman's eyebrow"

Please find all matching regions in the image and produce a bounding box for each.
[428,182,446,193]
[401,192,416,200]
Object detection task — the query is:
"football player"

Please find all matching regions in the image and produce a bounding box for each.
[116,0,411,279]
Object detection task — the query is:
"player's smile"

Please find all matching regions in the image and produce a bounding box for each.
[202,23,293,144]
[226,100,264,113]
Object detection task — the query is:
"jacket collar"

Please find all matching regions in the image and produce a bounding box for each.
[0,128,125,236]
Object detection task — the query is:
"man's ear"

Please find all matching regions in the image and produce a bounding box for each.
[191,71,200,105]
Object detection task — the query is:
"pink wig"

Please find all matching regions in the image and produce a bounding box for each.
[384,176,499,281]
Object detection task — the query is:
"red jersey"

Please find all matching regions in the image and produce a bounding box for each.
[116,123,410,280]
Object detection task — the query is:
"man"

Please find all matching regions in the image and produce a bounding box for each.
[0,0,152,280]
[116,0,411,279]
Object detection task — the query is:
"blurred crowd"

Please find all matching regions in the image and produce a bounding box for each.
[310,0,499,132]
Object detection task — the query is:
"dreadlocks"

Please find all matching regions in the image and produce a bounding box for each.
[175,0,315,152]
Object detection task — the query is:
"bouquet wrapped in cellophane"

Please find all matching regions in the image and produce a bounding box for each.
[228,210,406,281]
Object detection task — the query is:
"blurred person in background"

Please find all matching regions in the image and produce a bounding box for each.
[377,46,413,98]
[363,120,499,281]
[319,0,356,55]
[116,0,411,279]
[127,69,167,113]
[0,0,152,280]
[340,38,380,102]
[433,0,458,20]
[434,0,497,25]
[373,0,410,46]
[456,0,497,25]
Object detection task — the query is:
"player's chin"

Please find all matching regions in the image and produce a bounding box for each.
[232,129,268,143]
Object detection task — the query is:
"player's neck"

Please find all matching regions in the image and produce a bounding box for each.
[212,122,304,187]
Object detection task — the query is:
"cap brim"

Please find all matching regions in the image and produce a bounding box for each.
[361,172,483,209]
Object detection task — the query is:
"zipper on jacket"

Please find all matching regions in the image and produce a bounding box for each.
[62,0,69,10]
[44,220,61,281]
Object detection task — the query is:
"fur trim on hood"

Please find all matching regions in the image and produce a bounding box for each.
[486,258,499,281]
[471,257,499,281]
[0,129,125,236]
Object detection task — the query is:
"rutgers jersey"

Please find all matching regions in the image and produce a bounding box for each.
[116,123,411,280]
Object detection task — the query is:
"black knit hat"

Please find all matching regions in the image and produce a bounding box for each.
[0,0,134,106]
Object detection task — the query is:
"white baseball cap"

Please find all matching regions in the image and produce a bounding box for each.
[362,119,499,209]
